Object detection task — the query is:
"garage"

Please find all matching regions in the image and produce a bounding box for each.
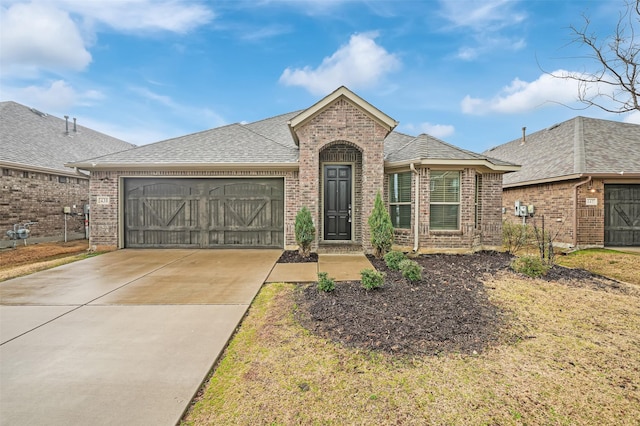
[124,178,284,248]
[605,184,640,246]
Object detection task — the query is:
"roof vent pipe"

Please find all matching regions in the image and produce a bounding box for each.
[521,127,526,145]
[64,115,69,135]
[73,118,77,132]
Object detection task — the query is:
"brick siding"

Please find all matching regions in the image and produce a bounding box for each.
[1,167,88,247]
[502,178,607,248]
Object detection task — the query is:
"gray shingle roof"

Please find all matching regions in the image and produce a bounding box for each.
[385,132,515,166]
[0,101,134,174]
[483,116,640,186]
[68,101,514,171]
[72,120,300,167]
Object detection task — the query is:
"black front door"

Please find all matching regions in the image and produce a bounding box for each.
[324,165,352,240]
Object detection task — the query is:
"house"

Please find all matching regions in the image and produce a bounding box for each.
[483,116,640,248]
[0,101,135,248]
[69,87,518,253]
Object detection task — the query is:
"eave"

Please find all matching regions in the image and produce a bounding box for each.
[66,161,300,172]
[384,158,521,173]
[504,172,640,188]
[1,160,89,178]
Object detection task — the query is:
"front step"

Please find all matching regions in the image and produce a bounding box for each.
[317,242,364,254]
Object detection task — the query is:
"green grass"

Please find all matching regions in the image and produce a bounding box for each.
[557,248,640,284]
[183,275,640,425]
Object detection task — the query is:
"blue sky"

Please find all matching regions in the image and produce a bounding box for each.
[1,0,637,152]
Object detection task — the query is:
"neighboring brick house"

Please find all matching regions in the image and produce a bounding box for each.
[70,87,518,253]
[0,101,135,248]
[484,116,640,248]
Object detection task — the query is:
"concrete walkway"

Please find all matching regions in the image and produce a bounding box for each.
[0,249,280,426]
[266,253,374,283]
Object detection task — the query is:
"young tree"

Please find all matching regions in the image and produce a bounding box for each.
[557,0,640,113]
[295,206,315,257]
[368,191,394,258]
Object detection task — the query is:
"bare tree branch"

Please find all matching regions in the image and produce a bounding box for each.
[556,0,640,113]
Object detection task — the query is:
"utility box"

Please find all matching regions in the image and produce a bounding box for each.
[527,205,535,216]
[84,204,90,214]
[514,201,523,216]
[63,206,71,214]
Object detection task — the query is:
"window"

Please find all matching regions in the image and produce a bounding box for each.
[430,171,460,230]
[23,171,29,178]
[389,172,411,229]
[58,176,67,183]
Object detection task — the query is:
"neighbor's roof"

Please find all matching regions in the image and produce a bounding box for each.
[0,101,134,176]
[69,87,517,172]
[483,116,640,186]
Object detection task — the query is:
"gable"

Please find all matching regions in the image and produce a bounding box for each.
[288,86,397,145]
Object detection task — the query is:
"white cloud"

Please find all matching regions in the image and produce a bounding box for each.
[461,71,584,115]
[419,122,455,139]
[0,2,92,74]
[438,0,525,32]
[1,80,104,112]
[279,32,400,95]
[55,0,215,34]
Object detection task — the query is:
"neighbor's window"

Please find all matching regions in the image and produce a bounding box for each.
[389,172,411,229]
[430,171,460,230]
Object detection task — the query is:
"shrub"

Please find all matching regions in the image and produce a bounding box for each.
[511,255,550,278]
[317,272,335,292]
[384,250,406,271]
[399,259,423,282]
[295,206,315,257]
[502,220,532,255]
[360,268,385,290]
[368,191,394,258]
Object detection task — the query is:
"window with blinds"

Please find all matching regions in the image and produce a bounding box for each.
[389,172,411,229]
[429,170,460,230]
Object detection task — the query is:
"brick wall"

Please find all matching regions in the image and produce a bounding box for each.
[1,167,88,247]
[295,98,387,253]
[501,178,606,248]
[88,170,299,250]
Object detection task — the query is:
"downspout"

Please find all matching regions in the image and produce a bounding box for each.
[410,163,420,252]
[572,175,591,248]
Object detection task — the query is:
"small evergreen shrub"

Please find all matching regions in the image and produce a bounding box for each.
[399,259,423,282]
[360,268,385,290]
[368,191,394,258]
[384,250,407,271]
[317,271,335,292]
[295,206,315,257]
[511,255,550,278]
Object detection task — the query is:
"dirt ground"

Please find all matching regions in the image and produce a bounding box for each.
[295,251,627,356]
[0,240,89,269]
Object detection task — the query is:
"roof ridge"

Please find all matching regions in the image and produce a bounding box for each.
[240,121,297,151]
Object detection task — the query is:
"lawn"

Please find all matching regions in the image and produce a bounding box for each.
[556,248,640,285]
[182,255,640,425]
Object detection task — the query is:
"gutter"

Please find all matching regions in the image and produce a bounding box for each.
[572,175,592,248]
[410,163,420,252]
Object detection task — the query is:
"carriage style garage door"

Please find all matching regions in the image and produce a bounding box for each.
[124,178,284,248]
[605,184,640,246]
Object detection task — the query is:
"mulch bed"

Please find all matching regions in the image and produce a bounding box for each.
[277,250,318,263]
[294,251,628,356]
[295,251,513,356]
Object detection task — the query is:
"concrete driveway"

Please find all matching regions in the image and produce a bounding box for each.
[0,249,280,426]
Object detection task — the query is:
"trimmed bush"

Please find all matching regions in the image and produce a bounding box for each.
[384,250,407,271]
[368,191,394,258]
[295,206,315,257]
[399,259,423,282]
[360,268,385,290]
[511,255,550,278]
[317,271,335,292]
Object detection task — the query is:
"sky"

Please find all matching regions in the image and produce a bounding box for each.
[1,0,638,153]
